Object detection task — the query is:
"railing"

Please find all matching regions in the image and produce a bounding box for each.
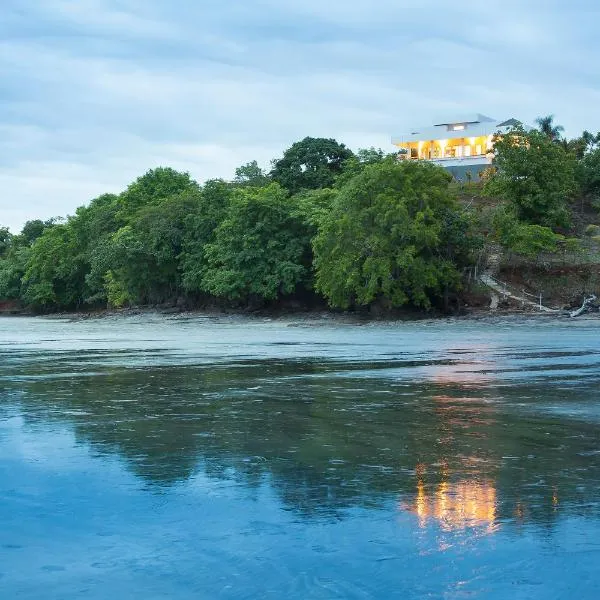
[481,272,555,312]
[430,156,493,168]
[398,154,493,167]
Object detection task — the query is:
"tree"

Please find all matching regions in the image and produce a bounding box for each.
[485,127,576,228]
[271,137,354,194]
[336,147,391,185]
[0,227,11,256]
[89,190,201,306]
[233,161,270,187]
[78,168,203,306]
[579,146,600,203]
[491,205,565,258]
[313,159,474,310]
[0,245,30,300]
[21,223,86,309]
[180,179,234,294]
[67,194,121,304]
[117,167,200,220]
[355,147,388,164]
[0,221,56,302]
[535,115,564,142]
[4,219,58,249]
[201,184,310,304]
[565,130,600,160]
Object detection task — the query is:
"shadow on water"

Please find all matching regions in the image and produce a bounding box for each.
[3,344,600,532]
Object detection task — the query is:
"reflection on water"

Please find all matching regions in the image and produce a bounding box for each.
[430,343,498,388]
[403,464,498,532]
[1,316,600,599]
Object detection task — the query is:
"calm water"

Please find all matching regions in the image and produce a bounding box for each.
[1,315,600,599]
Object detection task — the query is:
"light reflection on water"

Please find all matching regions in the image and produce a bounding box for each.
[1,315,600,599]
[404,475,498,533]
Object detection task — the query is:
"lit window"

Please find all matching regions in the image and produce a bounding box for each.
[452,124,465,131]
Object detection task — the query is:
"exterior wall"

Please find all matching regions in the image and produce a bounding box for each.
[429,155,492,168]
[444,162,492,182]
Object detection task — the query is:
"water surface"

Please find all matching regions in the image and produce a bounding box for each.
[1,315,600,598]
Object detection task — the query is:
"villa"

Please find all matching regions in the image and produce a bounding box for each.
[392,114,527,180]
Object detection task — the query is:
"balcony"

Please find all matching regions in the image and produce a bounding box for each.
[397,152,493,168]
[430,154,493,168]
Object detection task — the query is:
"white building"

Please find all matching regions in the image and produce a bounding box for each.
[391,114,528,179]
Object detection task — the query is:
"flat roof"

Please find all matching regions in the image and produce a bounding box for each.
[392,117,530,145]
[432,113,496,126]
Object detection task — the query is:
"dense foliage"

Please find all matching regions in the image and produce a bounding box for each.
[270,137,354,194]
[579,146,600,204]
[484,127,576,228]
[313,160,476,309]
[201,184,311,304]
[1,119,598,313]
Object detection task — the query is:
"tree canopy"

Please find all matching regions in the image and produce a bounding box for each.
[201,184,310,304]
[535,115,564,142]
[485,127,577,229]
[313,160,475,310]
[271,137,354,194]
[233,161,270,187]
[579,146,600,202]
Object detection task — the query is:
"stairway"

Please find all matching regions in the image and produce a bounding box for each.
[479,272,559,313]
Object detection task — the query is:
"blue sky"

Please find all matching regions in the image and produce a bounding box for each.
[1,0,599,232]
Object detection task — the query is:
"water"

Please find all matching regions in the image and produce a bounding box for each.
[1,314,600,599]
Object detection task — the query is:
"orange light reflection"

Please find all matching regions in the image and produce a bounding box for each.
[403,476,498,533]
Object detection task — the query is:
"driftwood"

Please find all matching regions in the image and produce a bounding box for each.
[569,295,598,318]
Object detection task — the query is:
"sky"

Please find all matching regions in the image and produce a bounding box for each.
[1,0,599,232]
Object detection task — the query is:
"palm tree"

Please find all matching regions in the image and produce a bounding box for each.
[535,115,564,142]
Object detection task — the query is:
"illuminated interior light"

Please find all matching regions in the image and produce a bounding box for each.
[439,139,448,157]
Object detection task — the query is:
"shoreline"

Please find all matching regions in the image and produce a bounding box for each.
[1,304,596,323]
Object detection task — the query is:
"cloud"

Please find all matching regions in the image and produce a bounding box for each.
[1,0,599,231]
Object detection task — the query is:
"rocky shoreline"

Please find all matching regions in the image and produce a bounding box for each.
[2,301,597,323]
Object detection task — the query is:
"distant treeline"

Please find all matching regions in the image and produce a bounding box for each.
[1,118,599,313]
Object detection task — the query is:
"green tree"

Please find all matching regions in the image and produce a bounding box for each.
[355,147,388,164]
[117,167,199,220]
[79,168,203,306]
[485,127,576,228]
[21,223,86,309]
[578,146,600,203]
[233,161,270,187]
[565,130,600,160]
[271,137,354,194]
[201,184,310,304]
[0,227,11,256]
[65,194,121,304]
[180,179,234,294]
[0,221,53,302]
[15,194,121,309]
[89,190,201,306]
[290,188,337,232]
[336,147,391,185]
[313,160,474,310]
[535,115,564,142]
[491,205,564,257]
[0,245,30,300]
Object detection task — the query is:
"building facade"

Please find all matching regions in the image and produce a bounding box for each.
[391,114,526,180]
